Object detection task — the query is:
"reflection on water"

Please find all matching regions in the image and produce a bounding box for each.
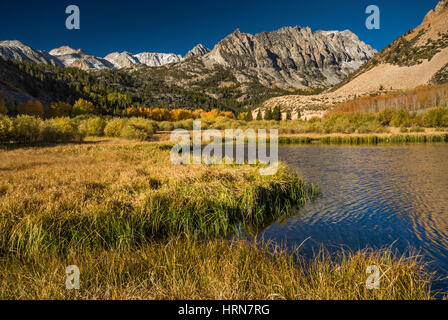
[261,144,448,290]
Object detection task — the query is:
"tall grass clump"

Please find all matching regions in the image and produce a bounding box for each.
[0,239,434,300]
[0,142,310,255]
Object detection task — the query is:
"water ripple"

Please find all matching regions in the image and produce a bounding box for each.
[261,144,448,290]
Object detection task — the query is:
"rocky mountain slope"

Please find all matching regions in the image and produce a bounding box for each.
[134,52,183,67]
[0,26,374,88]
[104,51,140,68]
[0,23,378,111]
[0,42,200,70]
[261,0,448,116]
[49,46,113,70]
[202,27,376,89]
[0,40,61,66]
[185,44,210,59]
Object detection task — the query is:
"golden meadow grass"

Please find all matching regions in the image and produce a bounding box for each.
[0,138,436,299]
[0,239,433,300]
[0,138,311,255]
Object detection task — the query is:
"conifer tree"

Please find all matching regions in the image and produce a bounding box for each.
[264,108,273,120]
[272,106,282,121]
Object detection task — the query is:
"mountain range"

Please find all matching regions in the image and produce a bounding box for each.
[0,26,376,88]
[0,41,209,70]
[1,0,447,116]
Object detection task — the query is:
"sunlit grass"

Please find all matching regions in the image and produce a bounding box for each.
[0,139,311,256]
[0,239,433,300]
[0,139,437,300]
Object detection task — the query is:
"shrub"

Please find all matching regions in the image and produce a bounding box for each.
[390,110,411,127]
[157,121,174,131]
[104,118,155,140]
[0,115,12,143]
[323,114,355,134]
[357,123,388,134]
[399,126,409,133]
[308,116,322,124]
[127,118,156,135]
[119,125,147,140]
[424,107,448,127]
[378,108,395,126]
[40,118,82,142]
[72,99,95,116]
[11,115,42,143]
[174,119,194,130]
[104,118,126,137]
[79,117,106,136]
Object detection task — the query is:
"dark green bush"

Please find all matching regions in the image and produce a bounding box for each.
[424,107,448,127]
[390,110,411,127]
[378,108,395,126]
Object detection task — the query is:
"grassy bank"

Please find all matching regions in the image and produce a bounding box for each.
[275,132,448,145]
[0,239,433,300]
[0,139,436,299]
[0,139,313,256]
[154,129,448,145]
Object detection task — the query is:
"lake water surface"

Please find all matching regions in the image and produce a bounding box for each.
[262,144,448,291]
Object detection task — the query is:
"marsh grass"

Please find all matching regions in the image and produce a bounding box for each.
[0,139,310,256]
[0,139,437,300]
[274,134,448,145]
[0,239,434,300]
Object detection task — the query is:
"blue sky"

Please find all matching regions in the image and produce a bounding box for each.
[0,0,440,57]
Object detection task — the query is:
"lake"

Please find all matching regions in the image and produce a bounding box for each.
[261,144,448,291]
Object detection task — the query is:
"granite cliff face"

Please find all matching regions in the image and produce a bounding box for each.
[184,44,210,59]
[203,27,376,88]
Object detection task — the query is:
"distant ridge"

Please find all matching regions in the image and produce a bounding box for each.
[0,42,211,70]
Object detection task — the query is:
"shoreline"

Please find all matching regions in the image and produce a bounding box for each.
[276,133,448,145]
[153,130,448,145]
